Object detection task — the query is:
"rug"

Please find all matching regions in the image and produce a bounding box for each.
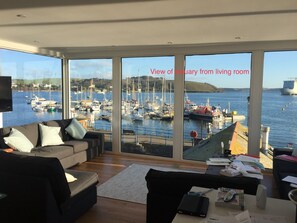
[96,164,198,204]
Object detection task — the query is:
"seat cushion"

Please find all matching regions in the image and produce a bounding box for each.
[65,118,87,139]
[14,123,40,147]
[45,119,73,141]
[39,124,64,146]
[66,169,98,196]
[3,128,34,152]
[64,140,88,153]
[32,146,74,159]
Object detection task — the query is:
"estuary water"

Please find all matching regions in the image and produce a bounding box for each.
[3,89,296,149]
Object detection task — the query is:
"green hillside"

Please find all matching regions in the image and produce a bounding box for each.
[12,76,221,93]
[185,81,221,93]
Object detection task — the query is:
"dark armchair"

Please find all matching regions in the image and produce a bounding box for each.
[273,148,297,199]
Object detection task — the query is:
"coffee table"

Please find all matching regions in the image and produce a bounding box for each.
[172,186,296,223]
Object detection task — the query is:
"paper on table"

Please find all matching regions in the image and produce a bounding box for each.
[229,211,288,223]
[234,210,252,223]
[206,161,230,166]
[235,155,259,163]
[201,215,237,223]
[201,211,251,223]
[282,176,297,184]
[209,158,231,163]
[230,161,263,179]
[203,211,287,223]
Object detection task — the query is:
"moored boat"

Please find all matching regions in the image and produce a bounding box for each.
[189,99,222,121]
[282,78,297,95]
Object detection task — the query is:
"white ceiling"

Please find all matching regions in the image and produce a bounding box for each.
[0,0,297,57]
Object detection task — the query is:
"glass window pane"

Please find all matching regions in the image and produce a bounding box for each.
[263,51,297,153]
[0,49,62,127]
[121,57,174,157]
[69,59,112,151]
[183,53,251,162]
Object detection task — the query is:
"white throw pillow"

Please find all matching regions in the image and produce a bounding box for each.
[39,124,64,146]
[4,128,34,153]
[65,118,87,139]
[65,172,77,183]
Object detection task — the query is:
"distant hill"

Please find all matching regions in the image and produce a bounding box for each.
[12,76,221,93]
[122,76,221,93]
[185,81,221,93]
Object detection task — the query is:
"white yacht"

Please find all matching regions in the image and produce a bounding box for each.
[282,79,297,95]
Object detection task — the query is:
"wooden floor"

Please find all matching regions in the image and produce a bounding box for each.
[71,153,278,223]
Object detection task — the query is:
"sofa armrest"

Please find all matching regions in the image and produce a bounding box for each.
[0,152,71,204]
[273,156,297,183]
[0,172,61,222]
[84,131,104,155]
[11,150,36,156]
[273,148,293,157]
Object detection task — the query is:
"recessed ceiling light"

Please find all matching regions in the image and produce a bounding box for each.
[16,14,26,18]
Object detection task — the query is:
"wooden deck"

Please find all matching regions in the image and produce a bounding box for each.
[71,153,278,223]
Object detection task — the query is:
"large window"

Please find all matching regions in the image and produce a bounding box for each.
[69,59,112,150]
[121,57,174,157]
[183,53,252,162]
[0,49,62,127]
[262,51,297,158]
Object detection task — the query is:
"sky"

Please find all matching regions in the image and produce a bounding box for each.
[1,49,297,88]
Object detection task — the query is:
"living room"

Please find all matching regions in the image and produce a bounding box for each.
[1,0,297,222]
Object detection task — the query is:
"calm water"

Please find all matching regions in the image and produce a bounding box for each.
[3,89,296,148]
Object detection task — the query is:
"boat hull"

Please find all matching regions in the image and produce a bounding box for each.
[282,80,297,95]
[189,113,213,121]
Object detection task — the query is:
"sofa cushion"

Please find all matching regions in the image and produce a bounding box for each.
[39,124,64,146]
[64,140,88,153]
[14,123,39,147]
[3,128,34,152]
[45,119,73,141]
[32,145,74,159]
[66,169,98,196]
[0,152,71,204]
[65,118,87,139]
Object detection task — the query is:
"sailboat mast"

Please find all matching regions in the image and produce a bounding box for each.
[153,82,155,104]
[162,77,164,107]
[126,77,129,101]
[164,77,166,104]
[169,82,171,106]
[132,79,136,101]
[147,75,150,101]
